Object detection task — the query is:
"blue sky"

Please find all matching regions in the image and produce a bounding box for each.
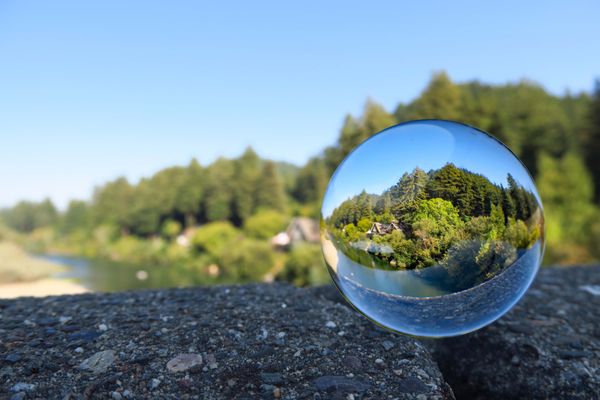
[0,1,598,209]
[321,120,541,217]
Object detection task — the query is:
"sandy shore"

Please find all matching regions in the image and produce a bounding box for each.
[0,278,89,299]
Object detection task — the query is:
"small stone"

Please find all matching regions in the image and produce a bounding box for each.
[10,383,35,393]
[375,358,384,365]
[338,331,346,336]
[74,347,84,353]
[111,392,123,400]
[150,378,161,390]
[122,390,131,398]
[580,285,600,296]
[98,324,108,331]
[166,354,203,373]
[276,332,286,339]
[382,340,394,350]
[273,387,282,398]
[393,369,403,376]
[293,349,302,357]
[347,394,355,400]
[59,316,72,324]
[325,321,337,328]
[206,353,218,369]
[5,353,21,363]
[343,356,362,370]
[261,372,284,385]
[79,350,116,374]
[313,376,371,393]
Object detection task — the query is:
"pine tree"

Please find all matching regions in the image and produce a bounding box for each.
[232,147,261,224]
[409,72,462,120]
[255,161,286,212]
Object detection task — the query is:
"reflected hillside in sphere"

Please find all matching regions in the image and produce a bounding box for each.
[321,120,545,337]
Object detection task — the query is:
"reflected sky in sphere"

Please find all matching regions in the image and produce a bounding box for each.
[321,120,544,337]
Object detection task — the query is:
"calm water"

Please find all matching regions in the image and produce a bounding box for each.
[325,239,542,337]
[39,254,212,292]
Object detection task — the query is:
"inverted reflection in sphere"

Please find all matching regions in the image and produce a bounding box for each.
[321,120,544,337]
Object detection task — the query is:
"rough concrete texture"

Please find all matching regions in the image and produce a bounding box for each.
[431,266,600,399]
[2,266,598,399]
[0,283,453,400]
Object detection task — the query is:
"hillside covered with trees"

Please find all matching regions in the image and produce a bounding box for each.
[2,72,600,286]
[325,164,542,290]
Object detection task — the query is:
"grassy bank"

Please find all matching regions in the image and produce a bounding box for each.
[0,241,65,284]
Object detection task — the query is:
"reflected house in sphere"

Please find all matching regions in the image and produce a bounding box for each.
[271,217,320,249]
[365,221,407,238]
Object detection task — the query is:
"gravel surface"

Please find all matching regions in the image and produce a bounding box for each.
[313,266,600,399]
[0,283,453,400]
[431,265,600,399]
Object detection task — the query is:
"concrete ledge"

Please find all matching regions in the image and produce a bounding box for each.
[0,283,452,399]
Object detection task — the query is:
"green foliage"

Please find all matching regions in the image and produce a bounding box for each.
[278,243,329,286]
[255,161,287,212]
[191,221,240,257]
[409,72,462,120]
[4,71,600,288]
[161,219,182,240]
[218,239,274,282]
[243,210,288,239]
[2,199,58,233]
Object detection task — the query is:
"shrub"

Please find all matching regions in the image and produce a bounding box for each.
[191,221,240,257]
[243,210,288,239]
[278,243,329,286]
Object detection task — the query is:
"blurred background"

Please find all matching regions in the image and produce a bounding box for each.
[1,1,599,297]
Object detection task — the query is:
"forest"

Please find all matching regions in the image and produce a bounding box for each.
[2,72,600,286]
[325,164,542,289]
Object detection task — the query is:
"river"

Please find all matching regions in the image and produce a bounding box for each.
[38,254,212,292]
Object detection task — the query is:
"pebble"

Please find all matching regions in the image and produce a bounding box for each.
[74,347,84,353]
[166,353,203,373]
[10,383,35,393]
[325,321,337,328]
[150,378,161,390]
[382,340,394,350]
[5,353,21,363]
[98,323,108,331]
[111,391,123,400]
[261,372,284,385]
[206,353,218,369]
[79,350,116,374]
[313,376,371,393]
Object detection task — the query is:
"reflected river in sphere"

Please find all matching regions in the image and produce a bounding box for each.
[321,120,545,337]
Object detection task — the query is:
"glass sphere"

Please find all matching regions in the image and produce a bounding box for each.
[321,120,544,337]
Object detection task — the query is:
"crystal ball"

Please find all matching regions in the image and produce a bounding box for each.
[321,120,544,337]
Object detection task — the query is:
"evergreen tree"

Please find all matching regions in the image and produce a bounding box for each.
[232,147,261,224]
[255,161,286,212]
[175,159,205,227]
[586,80,600,201]
[409,72,462,120]
[203,157,235,222]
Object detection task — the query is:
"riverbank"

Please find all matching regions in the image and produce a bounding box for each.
[0,241,64,284]
[0,278,88,299]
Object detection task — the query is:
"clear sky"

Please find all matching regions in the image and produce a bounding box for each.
[321,121,541,217]
[0,1,598,209]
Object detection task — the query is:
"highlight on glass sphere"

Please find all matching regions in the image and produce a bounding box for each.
[321,120,545,337]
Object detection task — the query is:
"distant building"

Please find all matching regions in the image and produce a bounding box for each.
[366,222,406,238]
[271,217,320,249]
